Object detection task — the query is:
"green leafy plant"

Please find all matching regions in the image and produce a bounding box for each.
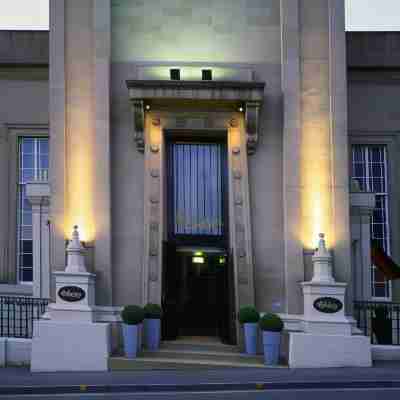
[238,306,260,324]
[121,305,145,325]
[144,303,162,319]
[259,313,284,332]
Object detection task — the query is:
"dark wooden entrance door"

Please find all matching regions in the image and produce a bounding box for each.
[162,137,236,342]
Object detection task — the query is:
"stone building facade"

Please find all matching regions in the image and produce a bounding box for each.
[0,1,399,367]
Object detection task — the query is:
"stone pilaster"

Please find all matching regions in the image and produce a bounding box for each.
[298,0,351,308]
[281,0,304,315]
[26,180,51,298]
[350,190,376,301]
[50,1,112,304]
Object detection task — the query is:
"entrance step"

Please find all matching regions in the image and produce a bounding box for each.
[160,339,240,354]
[110,341,285,370]
[109,355,266,370]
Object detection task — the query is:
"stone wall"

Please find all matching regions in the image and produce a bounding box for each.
[111,0,281,63]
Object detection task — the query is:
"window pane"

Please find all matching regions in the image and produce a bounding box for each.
[39,140,49,154]
[21,269,33,282]
[21,212,32,226]
[21,169,34,182]
[22,139,34,154]
[20,254,32,268]
[22,154,34,169]
[40,156,49,169]
[170,142,224,236]
[21,240,32,253]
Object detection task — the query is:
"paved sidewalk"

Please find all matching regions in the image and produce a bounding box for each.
[0,361,399,393]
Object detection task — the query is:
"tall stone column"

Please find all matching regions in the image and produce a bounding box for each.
[300,0,350,299]
[281,0,350,315]
[49,1,112,304]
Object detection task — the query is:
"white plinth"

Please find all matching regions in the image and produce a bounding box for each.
[50,271,96,322]
[301,281,351,335]
[289,332,372,368]
[31,320,110,372]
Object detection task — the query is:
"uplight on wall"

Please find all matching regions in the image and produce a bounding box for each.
[193,256,204,264]
[170,68,181,80]
[202,69,212,81]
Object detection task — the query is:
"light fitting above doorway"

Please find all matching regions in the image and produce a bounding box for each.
[126,79,265,155]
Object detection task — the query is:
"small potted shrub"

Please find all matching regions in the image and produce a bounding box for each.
[238,306,260,355]
[121,305,145,358]
[143,303,162,351]
[259,313,284,365]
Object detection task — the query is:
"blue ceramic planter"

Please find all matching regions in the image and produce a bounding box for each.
[137,323,143,353]
[244,322,258,355]
[144,318,161,350]
[262,331,281,365]
[122,323,138,358]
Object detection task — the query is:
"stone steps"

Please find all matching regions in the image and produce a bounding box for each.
[109,356,268,370]
[143,348,264,364]
[109,340,284,370]
[160,340,240,353]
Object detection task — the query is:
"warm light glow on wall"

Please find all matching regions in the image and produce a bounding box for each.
[66,144,95,242]
[65,102,96,243]
[300,119,333,250]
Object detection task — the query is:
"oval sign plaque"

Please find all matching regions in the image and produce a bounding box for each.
[58,286,86,302]
[313,297,343,314]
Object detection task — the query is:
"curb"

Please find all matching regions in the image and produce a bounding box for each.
[1,380,400,395]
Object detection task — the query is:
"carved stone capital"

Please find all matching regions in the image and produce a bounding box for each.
[131,99,145,152]
[245,101,261,155]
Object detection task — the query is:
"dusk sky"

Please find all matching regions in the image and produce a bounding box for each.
[0,0,399,31]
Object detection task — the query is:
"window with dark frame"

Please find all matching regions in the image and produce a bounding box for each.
[17,137,49,283]
[351,144,391,299]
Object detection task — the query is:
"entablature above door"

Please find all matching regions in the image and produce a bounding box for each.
[126,80,265,155]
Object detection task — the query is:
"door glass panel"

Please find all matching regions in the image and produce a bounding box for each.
[170,142,225,237]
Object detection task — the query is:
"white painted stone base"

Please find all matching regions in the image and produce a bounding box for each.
[289,332,372,368]
[0,338,32,366]
[31,320,110,372]
[7,338,32,366]
[372,345,400,361]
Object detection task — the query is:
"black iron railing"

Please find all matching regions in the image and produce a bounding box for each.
[0,296,49,338]
[354,301,400,345]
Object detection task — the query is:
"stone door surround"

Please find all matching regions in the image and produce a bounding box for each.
[127,79,264,338]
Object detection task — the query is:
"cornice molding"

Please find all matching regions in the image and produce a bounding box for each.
[126,80,265,154]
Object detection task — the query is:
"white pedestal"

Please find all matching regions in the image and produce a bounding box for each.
[31,227,110,372]
[288,234,372,368]
[48,271,96,322]
[289,332,372,368]
[301,281,351,335]
[31,320,110,372]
